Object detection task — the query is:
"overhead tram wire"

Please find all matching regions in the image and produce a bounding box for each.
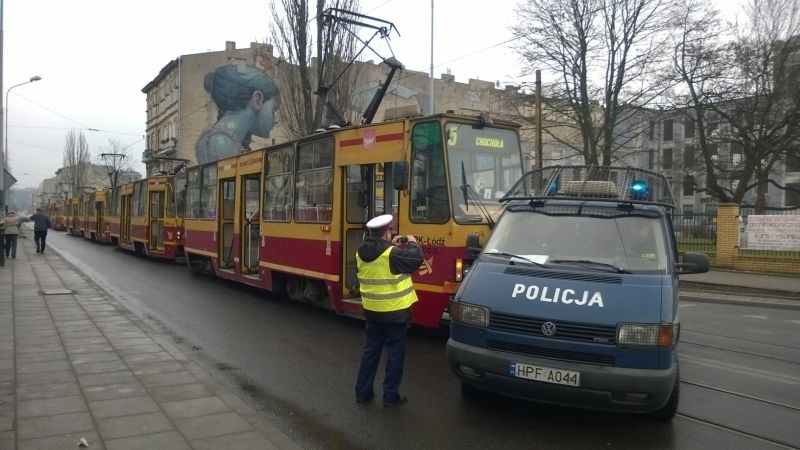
[14,92,142,138]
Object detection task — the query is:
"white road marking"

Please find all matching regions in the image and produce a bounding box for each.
[741,314,768,320]
[681,353,799,385]
[679,303,697,307]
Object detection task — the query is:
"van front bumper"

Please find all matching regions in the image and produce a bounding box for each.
[446,338,677,414]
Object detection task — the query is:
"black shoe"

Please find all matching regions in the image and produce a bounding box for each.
[383,396,408,407]
[356,392,375,403]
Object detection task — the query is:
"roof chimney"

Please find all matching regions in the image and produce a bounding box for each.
[225,41,236,51]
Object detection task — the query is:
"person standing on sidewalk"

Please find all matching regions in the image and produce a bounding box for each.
[30,208,52,254]
[354,214,424,407]
[3,210,22,258]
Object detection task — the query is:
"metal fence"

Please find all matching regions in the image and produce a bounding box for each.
[672,212,717,253]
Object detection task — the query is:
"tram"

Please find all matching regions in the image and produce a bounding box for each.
[48,201,67,231]
[182,110,524,327]
[77,190,112,243]
[112,175,185,260]
[67,196,82,236]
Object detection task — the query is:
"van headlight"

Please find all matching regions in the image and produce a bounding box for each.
[617,323,679,347]
[450,302,490,328]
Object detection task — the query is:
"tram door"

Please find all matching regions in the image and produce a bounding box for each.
[341,163,397,299]
[120,193,132,244]
[241,175,260,275]
[219,178,236,269]
[95,198,104,238]
[149,190,165,251]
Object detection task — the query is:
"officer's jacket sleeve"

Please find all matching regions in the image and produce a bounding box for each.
[388,243,425,275]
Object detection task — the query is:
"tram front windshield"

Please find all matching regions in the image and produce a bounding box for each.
[445,123,523,224]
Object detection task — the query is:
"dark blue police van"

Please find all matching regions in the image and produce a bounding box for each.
[446,165,709,420]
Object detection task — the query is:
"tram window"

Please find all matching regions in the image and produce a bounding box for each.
[174,176,187,219]
[410,121,449,224]
[263,146,294,222]
[295,137,333,223]
[186,167,201,219]
[201,165,217,219]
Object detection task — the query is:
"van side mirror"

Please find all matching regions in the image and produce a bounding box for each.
[466,233,482,256]
[392,161,408,190]
[677,252,710,274]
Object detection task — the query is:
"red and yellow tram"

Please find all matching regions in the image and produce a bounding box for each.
[181,111,524,327]
[111,175,184,260]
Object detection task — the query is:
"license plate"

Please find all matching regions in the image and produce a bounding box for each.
[509,361,580,387]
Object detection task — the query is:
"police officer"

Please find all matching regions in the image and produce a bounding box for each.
[355,214,424,407]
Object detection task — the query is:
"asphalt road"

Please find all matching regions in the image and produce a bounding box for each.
[48,231,800,450]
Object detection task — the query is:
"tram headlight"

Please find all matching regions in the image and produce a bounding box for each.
[617,323,679,347]
[450,302,490,328]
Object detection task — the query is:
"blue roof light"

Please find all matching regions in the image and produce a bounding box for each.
[630,180,650,200]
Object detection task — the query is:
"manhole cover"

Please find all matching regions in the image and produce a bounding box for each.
[41,289,74,295]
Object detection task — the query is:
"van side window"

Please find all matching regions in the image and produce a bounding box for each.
[410,121,449,224]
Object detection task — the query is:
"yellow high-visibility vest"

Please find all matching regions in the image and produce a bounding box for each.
[356,246,418,312]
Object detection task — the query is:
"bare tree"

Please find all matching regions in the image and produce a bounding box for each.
[61,129,91,196]
[673,0,800,208]
[268,0,363,139]
[97,138,135,188]
[512,0,676,165]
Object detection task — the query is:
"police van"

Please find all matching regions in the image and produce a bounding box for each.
[446,165,709,420]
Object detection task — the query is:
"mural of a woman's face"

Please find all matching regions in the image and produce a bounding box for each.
[252,94,279,138]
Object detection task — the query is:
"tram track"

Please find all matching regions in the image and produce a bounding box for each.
[677,378,800,449]
[680,379,800,412]
[680,339,800,366]
[682,328,800,352]
[676,412,799,449]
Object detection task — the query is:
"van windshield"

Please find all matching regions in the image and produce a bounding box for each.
[483,209,670,274]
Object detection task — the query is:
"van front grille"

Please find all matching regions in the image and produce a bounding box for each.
[490,312,617,344]
[488,340,615,366]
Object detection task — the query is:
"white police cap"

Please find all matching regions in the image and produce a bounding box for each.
[366,214,393,230]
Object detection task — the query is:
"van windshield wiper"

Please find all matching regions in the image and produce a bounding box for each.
[484,252,548,268]
[548,259,630,274]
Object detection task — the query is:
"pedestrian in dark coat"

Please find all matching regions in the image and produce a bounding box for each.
[30,208,52,254]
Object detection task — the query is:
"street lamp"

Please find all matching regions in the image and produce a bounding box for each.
[0,75,42,216]
[4,75,42,168]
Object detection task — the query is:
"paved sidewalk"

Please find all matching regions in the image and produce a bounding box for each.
[0,235,303,450]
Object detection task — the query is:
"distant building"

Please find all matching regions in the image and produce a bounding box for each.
[36,164,142,208]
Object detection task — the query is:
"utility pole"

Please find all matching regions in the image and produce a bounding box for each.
[429,0,434,114]
[535,70,543,169]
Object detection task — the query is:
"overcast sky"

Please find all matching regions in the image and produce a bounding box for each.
[4,0,737,190]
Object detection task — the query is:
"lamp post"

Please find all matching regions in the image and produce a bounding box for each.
[0,75,42,215]
[4,75,42,168]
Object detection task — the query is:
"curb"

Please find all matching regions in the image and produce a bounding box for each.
[680,289,800,310]
[679,281,800,300]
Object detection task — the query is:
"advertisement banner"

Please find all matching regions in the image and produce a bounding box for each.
[744,215,800,251]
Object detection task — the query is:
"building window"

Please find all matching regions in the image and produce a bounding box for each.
[649,121,656,140]
[787,153,800,172]
[786,183,800,206]
[684,119,695,138]
[684,144,695,167]
[663,120,673,141]
[683,176,694,196]
[663,148,673,169]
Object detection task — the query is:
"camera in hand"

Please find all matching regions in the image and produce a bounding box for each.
[399,236,408,244]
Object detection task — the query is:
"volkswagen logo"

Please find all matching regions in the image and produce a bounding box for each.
[541,322,557,336]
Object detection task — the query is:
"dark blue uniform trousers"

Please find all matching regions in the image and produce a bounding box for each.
[355,320,408,402]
